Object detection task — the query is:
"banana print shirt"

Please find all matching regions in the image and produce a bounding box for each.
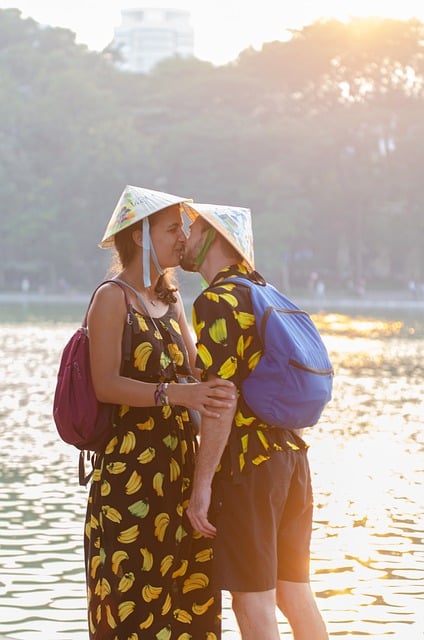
[193,263,308,480]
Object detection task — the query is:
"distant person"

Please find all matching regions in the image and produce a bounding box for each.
[84,186,236,639]
[180,202,329,640]
[21,277,30,293]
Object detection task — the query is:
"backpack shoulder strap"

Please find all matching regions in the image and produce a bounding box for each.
[82,279,133,361]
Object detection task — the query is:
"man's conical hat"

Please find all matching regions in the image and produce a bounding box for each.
[100,185,191,248]
[182,202,255,270]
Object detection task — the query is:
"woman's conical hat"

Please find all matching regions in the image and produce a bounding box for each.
[182,202,255,270]
[99,185,191,248]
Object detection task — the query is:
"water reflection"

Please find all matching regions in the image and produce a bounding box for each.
[0,316,423,639]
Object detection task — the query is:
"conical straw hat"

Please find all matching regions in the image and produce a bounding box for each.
[182,202,255,270]
[100,185,191,248]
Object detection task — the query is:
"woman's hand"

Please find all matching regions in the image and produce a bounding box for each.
[169,379,237,418]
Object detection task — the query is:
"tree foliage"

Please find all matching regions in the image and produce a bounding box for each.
[1,9,424,293]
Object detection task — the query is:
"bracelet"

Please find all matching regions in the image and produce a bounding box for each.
[154,382,170,406]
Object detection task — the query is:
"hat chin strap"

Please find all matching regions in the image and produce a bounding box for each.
[193,228,217,270]
[142,217,164,288]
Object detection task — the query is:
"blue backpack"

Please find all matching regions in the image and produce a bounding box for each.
[220,274,334,429]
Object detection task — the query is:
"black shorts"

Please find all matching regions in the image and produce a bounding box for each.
[210,448,313,592]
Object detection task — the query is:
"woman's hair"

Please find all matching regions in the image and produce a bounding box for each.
[108,213,178,304]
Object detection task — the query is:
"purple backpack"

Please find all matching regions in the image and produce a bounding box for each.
[53,280,133,482]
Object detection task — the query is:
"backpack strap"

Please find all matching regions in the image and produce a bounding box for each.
[82,279,134,362]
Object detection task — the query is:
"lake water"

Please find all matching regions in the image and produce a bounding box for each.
[0,305,423,639]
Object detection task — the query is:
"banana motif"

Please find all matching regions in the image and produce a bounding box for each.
[233,309,256,329]
[137,315,149,332]
[169,317,182,334]
[136,416,155,431]
[182,572,209,594]
[90,555,101,579]
[105,435,119,455]
[137,446,156,464]
[206,633,218,640]
[100,479,111,496]
[139,611,154,629]
[175,524,188,543]
[134,341,153,371]
[167,342,185,366]
[256,429,270,450]
[252,453,270,465]
[118,599,136,622]
[141,583,163,602]
[101,505,122,524]
[95,577,111,599]
[236,334,245,357]
[177,634,193,640]
[204,291,220,303]
[171,558,188,578]
[105,604,117,629]
[162,433,179,451]
[160,351,172,369]
[173,608,193,623]
[235,411,256,427]
[125,470,143,495]
[217,355,238,379]
[248,350,262,371]
[153,471,165,497]
[194,547,213,563]
[119,404,130,418]
[197,343,213,368]
[169,457,181,482]
[118,571,135,593]
[161,592,172,615]
[218,292,238,307]
[106,461,127,475]
[128,498,150,519]
[119,430,136,454]
[192,307,205,335]
[140,546,154,571]
[118,523,140,544]
[111,549,129,575]
[209,317,228,345]
[156,626,172,640]
[162,404,172,419]
[154,512,170,542]
[192,596,215,615]
[160,553,174,576]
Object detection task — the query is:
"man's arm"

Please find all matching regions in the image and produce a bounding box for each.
[186,374,237,538]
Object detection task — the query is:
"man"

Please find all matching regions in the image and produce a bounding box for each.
[180,202,328,640]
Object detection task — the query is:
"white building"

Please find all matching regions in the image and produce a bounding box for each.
[112,7,194,73]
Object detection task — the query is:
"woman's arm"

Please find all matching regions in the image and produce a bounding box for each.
[87,283,235,414]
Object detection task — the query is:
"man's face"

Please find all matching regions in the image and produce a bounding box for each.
[180,218,206,272]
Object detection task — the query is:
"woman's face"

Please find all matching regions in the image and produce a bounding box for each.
[149,205,186,269]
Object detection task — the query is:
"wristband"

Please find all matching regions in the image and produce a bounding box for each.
[154,382,170,406]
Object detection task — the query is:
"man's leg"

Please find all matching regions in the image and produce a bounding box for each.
[231,589,280,640]
[276,580,328,640]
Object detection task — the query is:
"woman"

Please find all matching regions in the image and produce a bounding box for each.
[84,185,235,639]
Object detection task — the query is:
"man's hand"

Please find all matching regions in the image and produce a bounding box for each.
[186,483,216,538]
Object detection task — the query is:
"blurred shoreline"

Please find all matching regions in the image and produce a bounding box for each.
[1,290,424,310]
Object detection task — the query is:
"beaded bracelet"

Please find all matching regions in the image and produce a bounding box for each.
[154,382,170,406]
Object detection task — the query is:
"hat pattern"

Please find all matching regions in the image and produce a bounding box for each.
[100,185,190,248]
[182,202,255,270]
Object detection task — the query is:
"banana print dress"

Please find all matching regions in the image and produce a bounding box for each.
[84,305,221,640]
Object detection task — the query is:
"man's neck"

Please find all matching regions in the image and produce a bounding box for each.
[199,257,240,285]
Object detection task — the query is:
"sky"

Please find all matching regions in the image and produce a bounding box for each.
[1,0,424,64]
